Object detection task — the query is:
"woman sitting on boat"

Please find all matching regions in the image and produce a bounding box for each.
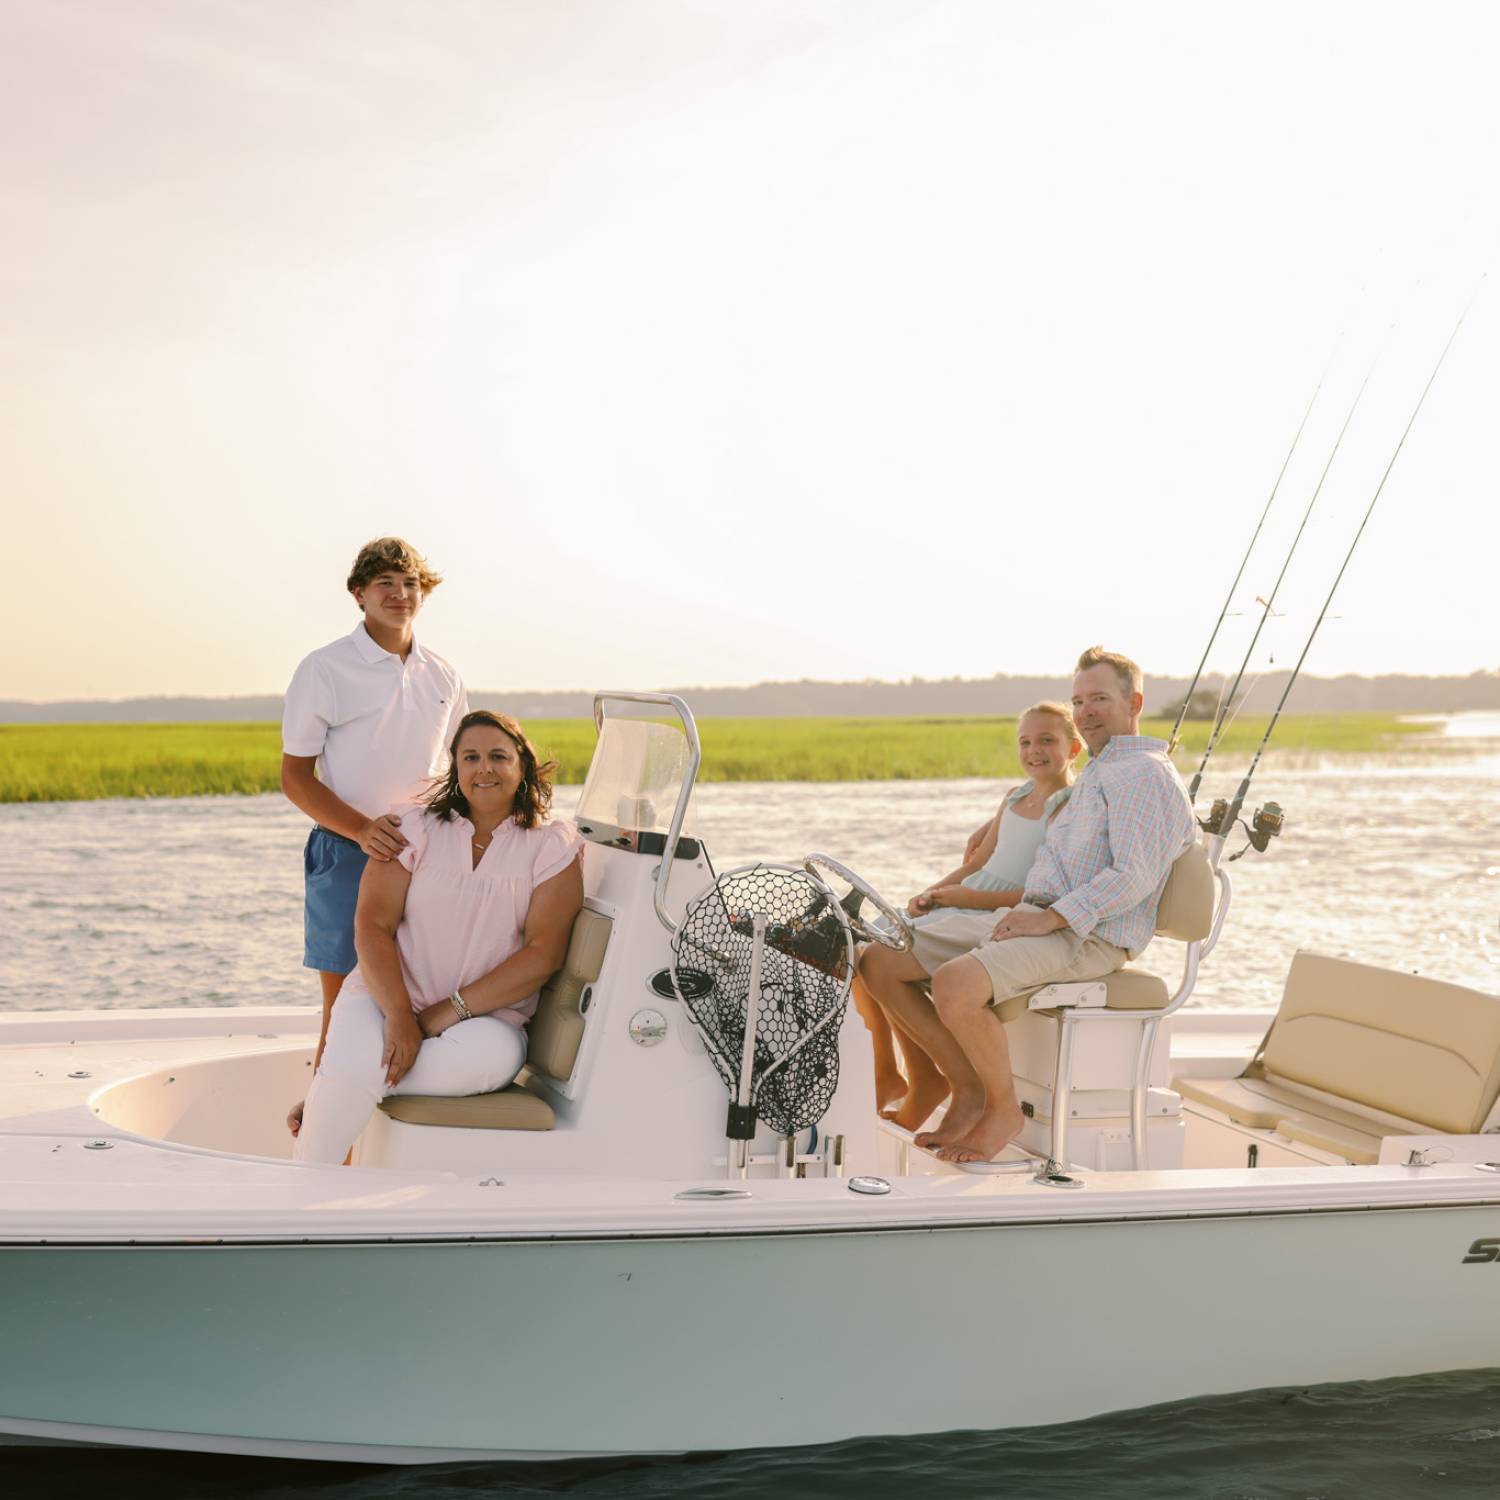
[853,702,1081,1131]
[293,711,583,1164]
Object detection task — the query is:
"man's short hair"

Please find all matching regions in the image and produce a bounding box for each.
[1075,646,1143,701]
[346,537,443,598]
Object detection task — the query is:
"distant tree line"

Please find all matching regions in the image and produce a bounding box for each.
[4,669,1498,722]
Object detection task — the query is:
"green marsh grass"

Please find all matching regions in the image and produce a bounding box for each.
[0,713,1437,804]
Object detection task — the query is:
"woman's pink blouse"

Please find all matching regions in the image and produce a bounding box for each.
[341,808,581,1029]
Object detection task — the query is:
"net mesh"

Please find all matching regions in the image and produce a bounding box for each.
[671,864,851,1136]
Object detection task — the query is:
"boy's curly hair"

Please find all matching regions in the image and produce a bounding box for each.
[346,537,443,599]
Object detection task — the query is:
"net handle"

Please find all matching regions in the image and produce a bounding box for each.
[729,914,768,1178]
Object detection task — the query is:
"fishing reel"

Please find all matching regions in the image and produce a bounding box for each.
[1247,801,1285,851]
[1204,798,1286,861]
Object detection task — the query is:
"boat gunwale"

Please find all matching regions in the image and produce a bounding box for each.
[6,1184,1500,1248]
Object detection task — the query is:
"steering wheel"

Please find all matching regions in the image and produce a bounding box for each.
[803,853,913,952]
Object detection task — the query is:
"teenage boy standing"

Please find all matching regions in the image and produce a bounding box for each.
[281,537,467,1134]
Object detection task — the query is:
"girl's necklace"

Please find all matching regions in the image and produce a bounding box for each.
[1020,783,1064,815]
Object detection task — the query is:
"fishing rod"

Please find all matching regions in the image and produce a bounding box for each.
[1187,339,1389,803]
[1202,288,1481,851]
[1166,372,1326,758]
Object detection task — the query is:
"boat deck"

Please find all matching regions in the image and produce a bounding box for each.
[5,1006,1500,1243]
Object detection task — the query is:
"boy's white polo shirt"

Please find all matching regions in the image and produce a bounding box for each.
[282,624,468,820]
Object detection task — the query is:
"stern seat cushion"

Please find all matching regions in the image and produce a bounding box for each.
[1173,1073,1391,1163]
[1175,952,1500,1155]
[1261,952,1500,1135]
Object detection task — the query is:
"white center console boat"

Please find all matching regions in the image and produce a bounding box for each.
[3,692,1498,1464]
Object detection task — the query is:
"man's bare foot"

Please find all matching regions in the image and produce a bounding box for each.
[286,1100,304,1137]
[915,1090,984,1150]
[887,1073,951,1132]
[936,1103,1027,1163]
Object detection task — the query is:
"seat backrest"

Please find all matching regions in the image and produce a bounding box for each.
[527,908,613,1083]
[1154,840,1215,942]
[1261,952,1500,1134]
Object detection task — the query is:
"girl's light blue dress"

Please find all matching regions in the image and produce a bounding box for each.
[905,782,1073,960]
[959,780,1072,895]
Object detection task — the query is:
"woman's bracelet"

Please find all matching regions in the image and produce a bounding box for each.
[449,989,473,1022]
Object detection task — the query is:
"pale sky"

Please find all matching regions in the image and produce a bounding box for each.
[5,0,1499,701]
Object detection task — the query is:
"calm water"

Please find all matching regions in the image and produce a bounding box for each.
[5,738,1500,1494]
[9,1369,1500,1499]
[3,752,1497,1013]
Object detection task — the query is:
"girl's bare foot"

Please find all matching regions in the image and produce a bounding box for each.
[875,1067,908,1117]
[916,1089,984,1150]
[888,1073,951,1132]
[287,1100,304,1137]
[936,1102,1027,1163]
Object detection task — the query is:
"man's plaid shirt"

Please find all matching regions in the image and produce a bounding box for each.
[1022,734,1196,958]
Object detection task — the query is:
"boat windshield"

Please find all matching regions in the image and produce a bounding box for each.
[574,696,698,843]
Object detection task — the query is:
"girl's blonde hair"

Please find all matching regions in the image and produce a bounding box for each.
[1018,700,1081,752]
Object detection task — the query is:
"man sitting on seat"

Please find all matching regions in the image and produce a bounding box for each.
[859,647,1195,1163]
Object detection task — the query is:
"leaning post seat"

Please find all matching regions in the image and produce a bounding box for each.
[1009,840,1226,1171]
[1174,953,1500,1163]
[377,908,614,1132]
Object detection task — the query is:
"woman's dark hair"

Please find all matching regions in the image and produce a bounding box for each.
[423,710,557,830]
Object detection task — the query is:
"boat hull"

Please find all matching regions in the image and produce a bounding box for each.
[4,1201,1499,1462]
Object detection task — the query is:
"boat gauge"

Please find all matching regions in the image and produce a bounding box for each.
[628,1008,668,1047]
[649,967,715,1002]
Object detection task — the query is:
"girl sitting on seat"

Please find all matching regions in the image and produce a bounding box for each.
[851,702,1081,1130]
[293,711,583,1164]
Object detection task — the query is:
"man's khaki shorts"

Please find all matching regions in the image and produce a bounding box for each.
[908,905,1128,1019]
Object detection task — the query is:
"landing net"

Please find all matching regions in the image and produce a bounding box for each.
[671,863,852,1136]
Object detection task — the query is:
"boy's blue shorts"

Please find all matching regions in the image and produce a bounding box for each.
[302,827,369,975]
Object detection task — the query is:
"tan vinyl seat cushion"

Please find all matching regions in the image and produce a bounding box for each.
[1001,845,1212,1021]
[526,907,612,1084]
[1175,952,1500,1154]
[1099,969,1172,1010]
[379,1082,556,1132]
[1154,840,1215,943]
[377,907,613,1132]
[1173,1073,1389,1164]
[999,968,1171,1023]
[1261,952,1500,1135]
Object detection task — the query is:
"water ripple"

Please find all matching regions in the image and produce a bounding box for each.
[7,1368,1500,1499]
[5,758,1498,1012]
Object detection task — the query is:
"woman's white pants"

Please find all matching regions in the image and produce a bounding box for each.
[293,992,527,1165]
